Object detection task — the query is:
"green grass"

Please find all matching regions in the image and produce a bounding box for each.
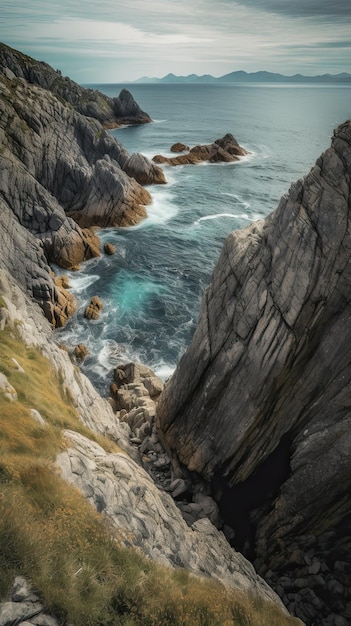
[0,325,301,626]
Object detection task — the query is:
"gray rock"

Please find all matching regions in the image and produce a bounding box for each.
[56,429,288,608]
[0,372,17,401]
[157,120,351,623]
[0,43,165,324]
[11,576,40,603]
[0,43,152,128]
[0,601,43,626]
[0,269,135,457]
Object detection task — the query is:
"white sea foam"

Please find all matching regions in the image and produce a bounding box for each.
[66,274,100,293]
[154,363,175,381]
[127,187,179,229]
[220,192,250,209]
[193,213,250,226]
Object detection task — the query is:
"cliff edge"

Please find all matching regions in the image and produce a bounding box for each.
[157,120,351,626]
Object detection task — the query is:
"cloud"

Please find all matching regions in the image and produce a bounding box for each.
[0,0,350,81]
[227,0,351,19]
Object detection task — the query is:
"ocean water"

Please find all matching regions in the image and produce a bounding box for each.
[56,83,351,395]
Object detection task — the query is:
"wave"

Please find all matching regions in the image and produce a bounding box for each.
[220,192,250,209]
[65,274,100,294]
[193,212,251,226]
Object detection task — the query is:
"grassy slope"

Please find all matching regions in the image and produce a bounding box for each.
[0,322,301,626]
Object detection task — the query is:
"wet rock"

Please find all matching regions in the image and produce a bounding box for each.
[153,133,249,166]
[84,296,103,320]
[171,142,189,152]
[103,242,116,255]
[73,344,89,362]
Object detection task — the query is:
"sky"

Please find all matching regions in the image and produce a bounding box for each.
[0,0,350,84]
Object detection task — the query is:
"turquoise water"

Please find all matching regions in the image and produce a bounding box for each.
[56,84,351,395]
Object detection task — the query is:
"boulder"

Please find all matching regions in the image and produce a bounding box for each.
[157,120,351,625]
[84,296,103,320]
[103,243,116,255]
[73,344,89,362]
[171,142,189,152]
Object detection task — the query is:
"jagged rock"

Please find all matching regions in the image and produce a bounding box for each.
[0,577,59,626]
[56,428,288,609]
[153,133,249,165]
[0,43,165,324]
[0,43,151,128]
[157,120,351,624]
[123,153,166,185]
[103,242,116,255]
[84,296,103,320]
[73,344,89,362]
[0,269,135,457]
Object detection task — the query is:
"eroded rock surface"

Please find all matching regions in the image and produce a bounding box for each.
[0,43,165,324]
[153,133,249,165]
[157,120,351,625]
[57,428,286,608]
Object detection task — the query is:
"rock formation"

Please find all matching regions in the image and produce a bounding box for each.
[0,267,292,622]
[157,120,351,626]
[153,133,249,165]
[0,43,165,325]
[0,42,151,128]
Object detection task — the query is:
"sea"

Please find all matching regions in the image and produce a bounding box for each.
[56,83,351,396]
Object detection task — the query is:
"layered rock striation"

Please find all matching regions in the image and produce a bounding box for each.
[0,43,165,325]
[157,121,351,625]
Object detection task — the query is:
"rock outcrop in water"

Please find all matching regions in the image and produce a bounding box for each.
[0,43,165,326]
[153,133,249,165]
[157,120,351,626]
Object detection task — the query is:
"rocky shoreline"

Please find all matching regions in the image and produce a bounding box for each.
[0,43,166,328]
[1,41,350,626]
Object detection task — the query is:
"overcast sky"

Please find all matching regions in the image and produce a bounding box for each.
[1,0,350,83]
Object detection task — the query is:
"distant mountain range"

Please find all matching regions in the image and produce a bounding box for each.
[133,70,351,84]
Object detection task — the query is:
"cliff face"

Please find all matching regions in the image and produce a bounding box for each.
[0,42,151,128]
[0,43,165,326]
[157,121,351,625]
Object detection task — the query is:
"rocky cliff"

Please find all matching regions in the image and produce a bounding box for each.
[157,120,351,626]
[0,42,151,128]
[0,268,299,625]
[0,43,165,326]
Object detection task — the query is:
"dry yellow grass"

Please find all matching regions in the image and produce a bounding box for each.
[0,325,301,626]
